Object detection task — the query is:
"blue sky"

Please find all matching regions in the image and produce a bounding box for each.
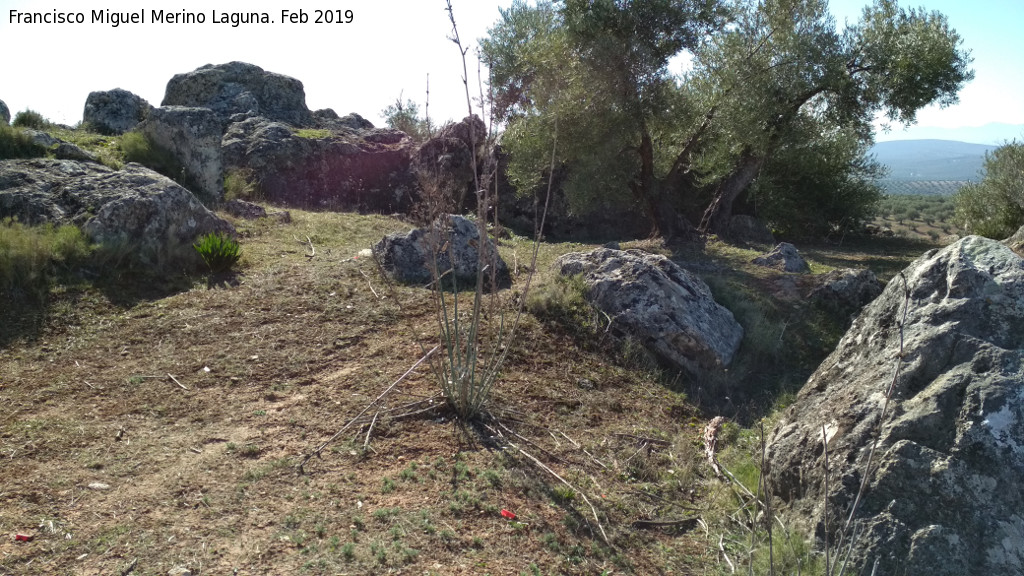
[1,0,1020,143]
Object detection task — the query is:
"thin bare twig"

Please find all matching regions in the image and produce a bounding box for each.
[167,374,188,391]
[506,438,610,545]
[364,410,380,449]
[721,534,736,574]
[296,345,438,473]
[358,268,381,299]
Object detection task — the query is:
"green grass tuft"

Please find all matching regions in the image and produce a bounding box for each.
[194,232,241,274]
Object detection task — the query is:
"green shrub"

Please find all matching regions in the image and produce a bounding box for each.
[224,168,261,201]
[0,124,47,160]
[527,274,599,332]
[0,218,92,298]
[954,141,1024,238]
[193,231,241,273]
[12,109,48,129]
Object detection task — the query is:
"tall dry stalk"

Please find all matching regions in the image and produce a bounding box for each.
[422,0,555,420]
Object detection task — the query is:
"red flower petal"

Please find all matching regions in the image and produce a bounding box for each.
[500,509,516,519]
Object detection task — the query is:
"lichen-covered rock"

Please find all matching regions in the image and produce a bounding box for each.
[222,117,415,211]
[0,99,10,125]
[373,215,511,289]
[808,267,883,317]
[83,88,152,134]
[162,61,313,127]
[0,159,233,269]
[766,236,1024,576]
[554,248,743,376]
[753,242,810,273]
[142,106,223,202]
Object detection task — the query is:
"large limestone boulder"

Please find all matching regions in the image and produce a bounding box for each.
[753,242,810,273]
[83,88,152,134]
[373,215,511,289]
[162,61,313,126]
[142,106,223,203]
[555,248,743,376]
[0,99,10,125]
[766,236,1024,575]
[222,116,415,211]
[0,159,233,269]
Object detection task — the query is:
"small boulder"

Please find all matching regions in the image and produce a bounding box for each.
[21,128,59,149]
[807,268,883,317]
[753,242,810,273]
[224,199,267,220]
[767,236,1024,575]
[83,88,152,134]
[728,215,775,245]
[373,215,511,289]
[0,99,10,125]
[142,106,223,202]
[554,248,743,376]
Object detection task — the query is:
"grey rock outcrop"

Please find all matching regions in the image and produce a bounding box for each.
[728,215,775,245]
[0,99,9,125]
[373,215,511,289]
[162,61,313,126]
[753,242,810,273]
[222,117,415,211]
[142,106,223,202]
[808,268,883,317]
[413,116,488,213]
[766,236,1024,575]
[83,88,152,134]
[0,159,233,269]
[554,248,743,376]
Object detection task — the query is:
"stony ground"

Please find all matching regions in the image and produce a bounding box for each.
[0,208,939,575]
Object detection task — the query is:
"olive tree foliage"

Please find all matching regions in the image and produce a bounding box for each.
[750,121,884,237]
[482,0,728,237]
[954,141,1024,239]
[484,0,972,239]
[690,0,973,235]
[381,95,433,143]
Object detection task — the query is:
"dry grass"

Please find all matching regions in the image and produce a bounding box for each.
[0,208,934,575]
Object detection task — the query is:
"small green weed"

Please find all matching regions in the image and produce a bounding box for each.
[194,232,241,274]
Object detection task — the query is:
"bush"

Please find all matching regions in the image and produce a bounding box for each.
[193,232,241,273]
[0,124,47,160]
[12,109,48,129]
[224,168,261,201]
[0,218,92,299]
[954,141,1024,238]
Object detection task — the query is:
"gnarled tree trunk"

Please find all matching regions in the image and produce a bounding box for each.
[699,150,765,236]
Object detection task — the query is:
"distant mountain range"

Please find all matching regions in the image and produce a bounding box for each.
[875,122,1023,146]
[869,139,997,195]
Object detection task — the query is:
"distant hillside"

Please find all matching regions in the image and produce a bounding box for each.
[870,139,996,195]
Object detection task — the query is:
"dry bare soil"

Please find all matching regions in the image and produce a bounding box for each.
[0,209,937,575]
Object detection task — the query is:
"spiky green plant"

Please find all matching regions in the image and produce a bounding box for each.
[193,231,241,273]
